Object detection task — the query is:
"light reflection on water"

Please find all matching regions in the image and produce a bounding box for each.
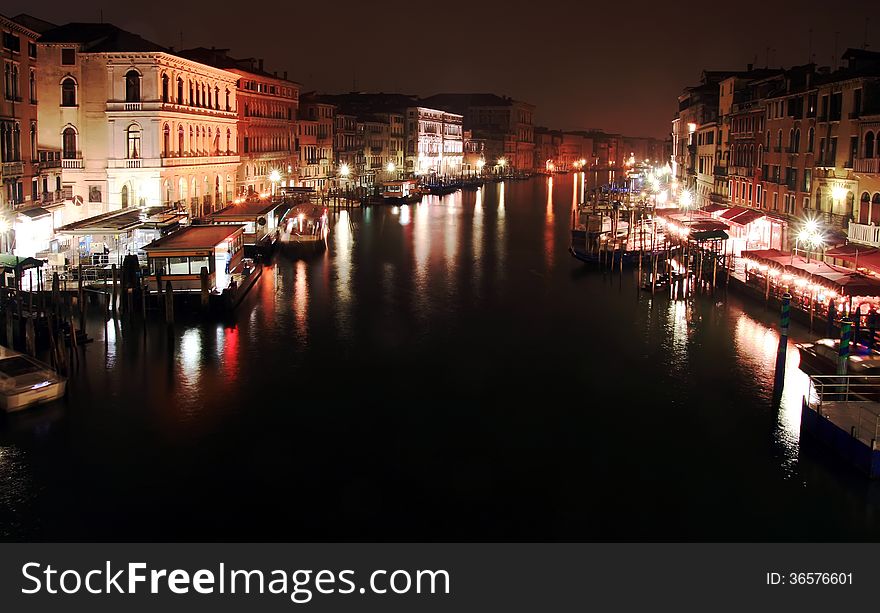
[3,173,880,541]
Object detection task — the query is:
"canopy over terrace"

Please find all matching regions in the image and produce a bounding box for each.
[742,249,880,309]
[656,209,730,242]
[56,206,187,265]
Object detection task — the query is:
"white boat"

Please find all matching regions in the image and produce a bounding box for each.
[0,345,66,412]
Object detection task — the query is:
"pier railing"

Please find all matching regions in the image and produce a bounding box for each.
[805,374,880,448]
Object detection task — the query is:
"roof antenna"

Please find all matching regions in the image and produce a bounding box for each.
[864,17,870,50]
[808,28,813,63]
[833,31,839,69]
[99,9,103,23]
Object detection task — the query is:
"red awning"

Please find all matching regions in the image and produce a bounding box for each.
[702,203,728,213]
[719,206,749,220]
[727,209,764,226]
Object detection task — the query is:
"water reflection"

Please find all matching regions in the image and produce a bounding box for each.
[4,174,879,541]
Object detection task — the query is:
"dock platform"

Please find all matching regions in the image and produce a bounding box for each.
[800,375,880,478]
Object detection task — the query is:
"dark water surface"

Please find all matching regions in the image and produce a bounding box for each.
[3,174,880,541]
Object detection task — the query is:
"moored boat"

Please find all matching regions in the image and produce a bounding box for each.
[0,345,66,413]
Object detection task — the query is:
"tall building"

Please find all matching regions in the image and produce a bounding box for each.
[177,48,300,196]
[299,93,335,190]
[1,14,42,252]
[420,93,535,172]
[404,106,462,177]
[31,21,240,224]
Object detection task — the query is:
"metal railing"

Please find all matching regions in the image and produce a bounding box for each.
[805,374,880,448]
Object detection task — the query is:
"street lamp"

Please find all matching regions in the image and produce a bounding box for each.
[795,218,824,263]
[476,158,485,176]
[269,169,281,197]
[338,163,350,178]
[497,157,507,177]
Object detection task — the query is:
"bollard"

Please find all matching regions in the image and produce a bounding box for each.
[111,263,118,315]
[25,316,35,357]
[838,319,852,376]
[773,293,792,394]
[200,266,209,310]
[51,272,60,318]
[870,309,877,352]
[827,300,836,339]
[165,281,174,324]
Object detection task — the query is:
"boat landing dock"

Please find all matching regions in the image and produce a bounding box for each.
[801,374,880,477]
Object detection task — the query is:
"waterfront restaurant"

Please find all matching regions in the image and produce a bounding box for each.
[142,225,244,292]
[55,207,187,267]
[203,196,287,253]
[741,249,880,320]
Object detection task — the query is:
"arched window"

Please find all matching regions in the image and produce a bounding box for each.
[765,131,770,149]
[866,132,875,159]
[225,88,230,111]
[177,77,184,104]
[162,74,169,103]
[776,130,783,149]
[62,126,77,159]
[61,77,77,107]
[121,184,129,208]
[214,86,220,110]
[162,123,170,157]
[29,70,36,103]
[226,128,231,153]
[126,124,141,158]
[808,127,815,152]
[189,80,194,105]
[874,193,880,206]
[178,124,185,156]
[125,70,141,103]
[189,126,193,154]
[793,129,800,153]
[788,129,794,151]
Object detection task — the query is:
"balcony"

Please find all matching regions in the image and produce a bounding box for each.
[105,101,237,118]
[61,158,84,169]
[849,222,880,247]
[160,154,240,168]
[854,158,880,174]
[1,161,24,178]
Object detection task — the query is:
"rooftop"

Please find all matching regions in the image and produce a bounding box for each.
[208,199,284,219]
[57,206,185,234]
[143,225,243,252]
[35,21,168,52]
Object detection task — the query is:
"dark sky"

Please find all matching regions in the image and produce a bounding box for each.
[7,0,875,138]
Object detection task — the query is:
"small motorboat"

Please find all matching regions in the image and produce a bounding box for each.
[795,339,880,377]
[0,345,66,412]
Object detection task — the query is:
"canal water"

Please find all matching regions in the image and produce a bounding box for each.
[3,173,880,541]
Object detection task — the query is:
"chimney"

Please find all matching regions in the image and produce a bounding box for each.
[258,58,264,71]
[283,70,288,80]
[747,63,753,71]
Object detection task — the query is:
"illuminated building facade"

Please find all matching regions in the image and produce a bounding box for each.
[405,106,462,177]
[33,22,240,223]
[1,14,43,252]
[299,94,334,190]
[178,48,300,196]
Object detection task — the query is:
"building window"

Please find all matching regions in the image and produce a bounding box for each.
[29,69,36,103]
[121,184,129,208]
[162,123,170,157]
[162,74,169,103]
[61,77,76,106]
[125,70,141,102]
[178,125,185,155]
[126,124,141,158]
[30,123,36,159]
[62,126,77,159]
[177,77,184,103]
[225,88,230,111]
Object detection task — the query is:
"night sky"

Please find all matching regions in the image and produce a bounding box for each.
[6,0,875,138]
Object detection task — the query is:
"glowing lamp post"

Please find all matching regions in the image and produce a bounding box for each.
[795,218,824,263]
[476,158,485,177]
[269,169,281,197]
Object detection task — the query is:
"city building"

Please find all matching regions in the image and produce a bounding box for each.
[421,93,535,172]
[1,14,43,253]
[299,93,335,190]
[404,106,462,177]
[31,20,240,229]
[177,48,300,196]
